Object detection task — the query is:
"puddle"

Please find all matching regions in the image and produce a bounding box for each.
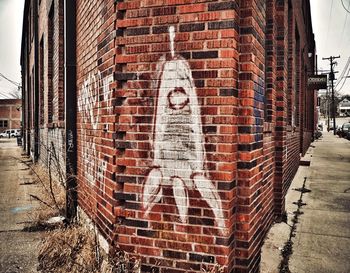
[11,205,33,213]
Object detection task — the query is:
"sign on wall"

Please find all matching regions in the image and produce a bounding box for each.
[307,75,328,89]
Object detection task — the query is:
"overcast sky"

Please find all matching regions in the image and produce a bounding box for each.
[0,0,24,99]
[0,0,349,99]
[310,0,350,96]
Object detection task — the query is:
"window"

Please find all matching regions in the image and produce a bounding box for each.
[0,120,8,128]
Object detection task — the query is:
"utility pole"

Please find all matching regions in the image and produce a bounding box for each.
[323,56,340,135]
[326,86,330,131]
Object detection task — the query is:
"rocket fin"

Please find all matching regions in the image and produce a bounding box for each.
[142,167,163,215]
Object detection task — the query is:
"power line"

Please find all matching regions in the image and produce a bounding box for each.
[340,0,350,48]
[336,57,350,87]
[341,0,350,13]
[324,0,334,48]
[0,85,18,92]
[0,72,21,87]
[0,91,14,100]
[337,63,350,92]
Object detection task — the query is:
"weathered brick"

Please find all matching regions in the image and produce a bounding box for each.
[208,20,238,30]
[125,27,150,36]
[208,1,238,11]
[189,253,215,263]
[22,1,317,272]
[179,23,205,32]
[192,51,218,59]
[163,250,187,260]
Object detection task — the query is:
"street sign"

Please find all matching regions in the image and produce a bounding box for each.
[307,75,328,89]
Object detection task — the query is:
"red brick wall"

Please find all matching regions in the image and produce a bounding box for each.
[52,0,65,123]
[20,0,316,272]
[235,0,266,271]
[284,0,300,208]
[76,0,117,245]
[261,0,277,238]
[76,0,239,272]
[74,0,317,272]
[274,0,289,217]
[0,106,11,118]
[269,0,315,219]
[21,0,67,171]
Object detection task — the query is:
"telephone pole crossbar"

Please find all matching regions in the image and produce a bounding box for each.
[322,55,340,135]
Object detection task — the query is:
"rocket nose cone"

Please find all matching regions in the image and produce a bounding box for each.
[160,58,194,109]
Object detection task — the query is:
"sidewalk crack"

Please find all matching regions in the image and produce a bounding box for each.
[279,176,309,273]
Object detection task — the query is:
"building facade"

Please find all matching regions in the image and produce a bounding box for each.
[339,98,350,117]
[0,99,22,133]
[21,0,317,272]
[21,0,66,167]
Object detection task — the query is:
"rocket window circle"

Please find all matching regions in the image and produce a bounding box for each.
[167,87,190,110]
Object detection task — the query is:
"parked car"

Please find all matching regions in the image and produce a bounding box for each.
[0,129,21,138]
[346,130,350,141]
[337,122,350,138]
[13,129,21,137]
[336,125,343,136]
[0,131,9,138]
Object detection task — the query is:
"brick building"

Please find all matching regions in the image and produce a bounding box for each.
[0,99,22,132]
[21,0,317,272]
[21,0,65,165]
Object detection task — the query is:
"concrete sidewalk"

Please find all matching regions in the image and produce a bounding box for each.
[261,132,350,273]
[0,139,43,273]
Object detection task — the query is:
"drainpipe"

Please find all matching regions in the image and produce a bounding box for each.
[21,52,27,151]
[34,0,39,161]
[64,0,77,221]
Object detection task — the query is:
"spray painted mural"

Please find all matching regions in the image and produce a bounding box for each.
[78,72,113,191]
[142,27,224,228]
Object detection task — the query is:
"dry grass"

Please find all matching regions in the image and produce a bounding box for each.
[18,151,142,273]
[26,164,66,227]
[37,224,141,273]
[27,162,140,272]
[38,225,98,273]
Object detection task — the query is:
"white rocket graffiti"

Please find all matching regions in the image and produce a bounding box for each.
[142,27,224,229]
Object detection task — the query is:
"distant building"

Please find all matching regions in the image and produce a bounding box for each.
[339,98,350,117]
[318,92,330,118]
[0,99,21,132]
